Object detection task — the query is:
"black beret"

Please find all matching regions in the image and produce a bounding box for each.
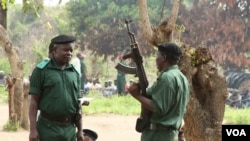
[83,129,98,140]
[51,34,76,44]
[157,42,182,57]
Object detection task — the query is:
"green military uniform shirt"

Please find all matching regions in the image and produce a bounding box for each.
[116,70,126,95]
[29,58,81,116]
[143,65,190,141]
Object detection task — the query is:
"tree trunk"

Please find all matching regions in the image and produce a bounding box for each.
[179,45,227,141]
[138,0,180,45]
[137,0,153,44]
[138,1,228,141]
[0,0,46,130]
[5,76,17,122]
[0,24,28,129]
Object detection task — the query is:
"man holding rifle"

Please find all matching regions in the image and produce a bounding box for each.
[128,42,190,141]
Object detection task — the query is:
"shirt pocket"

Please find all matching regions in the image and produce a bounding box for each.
[43,79,60,98]
[44,79,60,87]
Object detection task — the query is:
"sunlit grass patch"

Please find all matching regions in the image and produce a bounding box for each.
[224,105,250,124]
[82,91,141,115]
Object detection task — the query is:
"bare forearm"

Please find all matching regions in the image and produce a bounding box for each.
[29,96,39,130]
[134,95,154,112]
[76,117,82,131]
[76,108,84,141]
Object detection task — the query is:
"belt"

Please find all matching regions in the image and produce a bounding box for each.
[40,112,75,126]
[148,123,176,131]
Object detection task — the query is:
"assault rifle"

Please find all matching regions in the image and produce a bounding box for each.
[115,19,151,132]
[115,18,148,96]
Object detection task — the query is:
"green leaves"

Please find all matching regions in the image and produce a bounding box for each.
[66,0,157,59]
[1,0,15,9]
[22,0,44,17]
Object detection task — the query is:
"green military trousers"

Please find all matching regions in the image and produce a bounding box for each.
[37,116,76,141]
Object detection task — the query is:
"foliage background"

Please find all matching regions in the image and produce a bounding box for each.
[1,1,162,84]
[1,0,250,79]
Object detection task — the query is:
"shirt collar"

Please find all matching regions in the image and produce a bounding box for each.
[48,57,72,70]
[158,65,178,77]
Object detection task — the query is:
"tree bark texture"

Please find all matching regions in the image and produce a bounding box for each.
[179,45,228,141]
[5,76,16,123]
[138,0,180,46]
[137,0,153,44]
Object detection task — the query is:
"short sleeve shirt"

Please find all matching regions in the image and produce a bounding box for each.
[147,65,190,129]
[29,59,81,116]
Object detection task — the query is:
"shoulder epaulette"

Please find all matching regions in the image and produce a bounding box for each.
[37,58,50,69]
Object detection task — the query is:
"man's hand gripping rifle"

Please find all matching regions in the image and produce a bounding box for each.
[115,19,151,132]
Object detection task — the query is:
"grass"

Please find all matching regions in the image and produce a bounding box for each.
[223,105,250,124]
[1,87,250,124]
[82,91,141,115]
[3,120,20,131]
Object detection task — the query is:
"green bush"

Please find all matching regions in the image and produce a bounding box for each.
[3,120,20,131]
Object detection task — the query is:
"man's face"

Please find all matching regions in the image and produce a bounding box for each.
[156,51,166,72]
[53,43,74,66]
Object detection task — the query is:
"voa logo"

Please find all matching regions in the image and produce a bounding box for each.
[226,129,246,136]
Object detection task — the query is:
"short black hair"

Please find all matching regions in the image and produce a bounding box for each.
[157,42,182,64]
[48,42,54,53]
[83,129,98,140]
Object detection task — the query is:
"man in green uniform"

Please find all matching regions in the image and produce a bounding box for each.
[128,42,190,141]
[116,70,126,95]
[77,53,87,91]
[116,55,127,96]
[29,34,84,141]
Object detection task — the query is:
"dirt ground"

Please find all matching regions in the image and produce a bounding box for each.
[0,104,140,141]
